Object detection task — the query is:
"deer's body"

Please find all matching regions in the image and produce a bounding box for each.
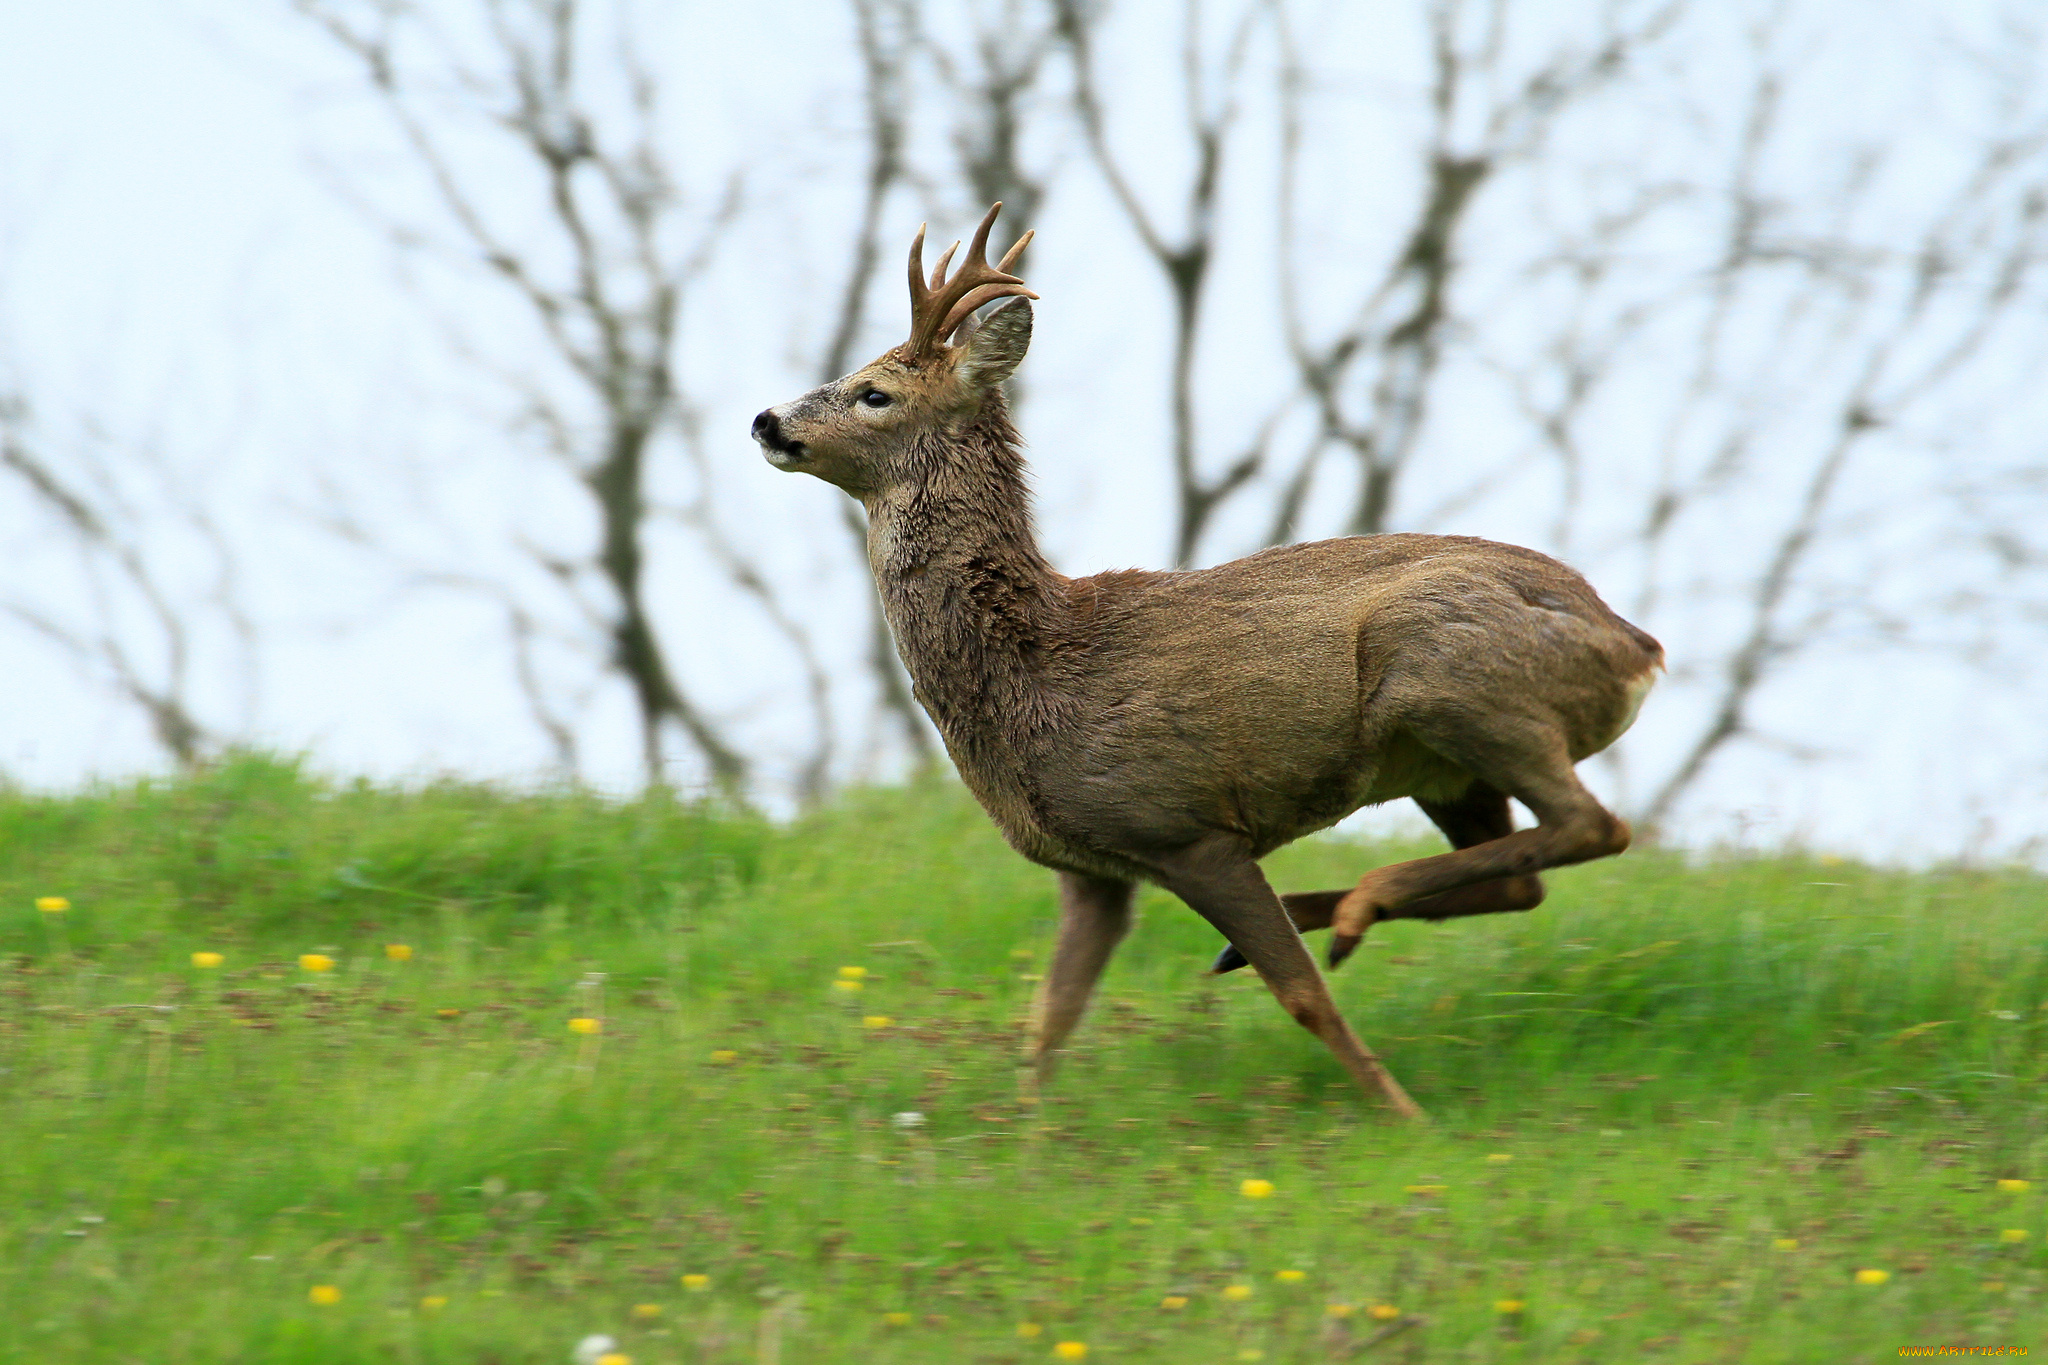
[757,206,1661,1118]
[870,410,1657,883]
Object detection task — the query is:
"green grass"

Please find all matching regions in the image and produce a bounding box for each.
[1,754,2043,1362]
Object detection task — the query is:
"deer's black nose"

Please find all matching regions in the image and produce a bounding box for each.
[753,408,808,464]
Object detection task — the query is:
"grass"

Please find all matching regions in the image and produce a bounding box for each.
[1,753,2044,1362]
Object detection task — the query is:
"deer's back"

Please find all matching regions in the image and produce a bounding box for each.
[1034,534,1660,866]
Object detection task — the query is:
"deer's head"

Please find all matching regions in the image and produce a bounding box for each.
[753,203,1036,498]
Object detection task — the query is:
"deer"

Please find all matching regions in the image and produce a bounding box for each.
[751,205,1662,1119]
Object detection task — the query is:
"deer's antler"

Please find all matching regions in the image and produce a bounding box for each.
[899,202,1037,363]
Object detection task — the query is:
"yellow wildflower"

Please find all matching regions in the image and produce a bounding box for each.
[308,1284,341,1305]
[709,1050,738,1065]
[1486,1153,1513,1164]
[1274,1269,1306,1283]
[630,1303,662,1320]
[1367,1304,1401,1321]
[420,1295,447,1311]
[1325,1303,1354,1318]
[384,944,413,961]
[299,954,334,973]
[838,965,868,980]
[1240,1178,1275,1199]
[1222,1284,1253,1302]
[1494,1299,1526,1314]
[1997,1179,2031,1193]
[863,1015,894,1029]
[596,1355,631,1365]
[437,1008,461,1018]
[883,1311,913,1326]
[1016,1322,1043,1338]
[1999,1229,2029,1244]
[1854,1269,1890,1286]
[832,979,864,994]
[680,1274,710,1291]
[191,951,224,968]
[1053,1344,1088,1362]
[1160,1295,1188,1310]
[1772,1238,1799,1251]
[35,896,69,913]
[568,1017,602,1035]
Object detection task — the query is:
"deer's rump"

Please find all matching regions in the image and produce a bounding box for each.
[1039,533,1661,866]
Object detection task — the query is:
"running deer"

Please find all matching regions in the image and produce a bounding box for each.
[752,205,1662,1118]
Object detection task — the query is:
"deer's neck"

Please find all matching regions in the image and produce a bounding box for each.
[863,410,1067,746]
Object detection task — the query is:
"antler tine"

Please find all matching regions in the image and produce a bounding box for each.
[929,240,960,292]
[907,222,931,314]
[963,202,1001,272]
[937,279,1040,345]
[995,228,1034,276]
[901,202,1038,360]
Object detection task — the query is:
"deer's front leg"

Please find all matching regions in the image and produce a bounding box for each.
[1210,890,1345,974]
[1154,835,1425,1121]
[1024,872,1135,1082]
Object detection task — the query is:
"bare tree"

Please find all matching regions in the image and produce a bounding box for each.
[813,0,936,775]
[1484,18,2048,830]
[1266,0,1681,547]
[1634,123,2048,829]
[1048,0,1676,567]
[673,400,842,806]
[922,0,1059,257]
[0,393,249,769]
[804,0,1063,779]
[299,0,780,793]
[1052,0,1269,568]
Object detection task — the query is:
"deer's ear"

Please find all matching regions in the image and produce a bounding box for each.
[957,297,1032,393]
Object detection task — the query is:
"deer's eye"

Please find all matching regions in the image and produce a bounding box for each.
[860,389,893,409]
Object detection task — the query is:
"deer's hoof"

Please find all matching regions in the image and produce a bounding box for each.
[1328,933,1362,969]
[1209,942,1249,975]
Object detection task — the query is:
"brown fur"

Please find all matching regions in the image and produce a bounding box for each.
[755,215,1661,1119]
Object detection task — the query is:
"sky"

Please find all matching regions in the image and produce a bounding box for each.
[2,0,2045,865]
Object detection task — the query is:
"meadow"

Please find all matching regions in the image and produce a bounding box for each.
[1,755,2043,1363]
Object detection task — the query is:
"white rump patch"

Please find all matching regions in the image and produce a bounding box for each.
[1610,666,1658,744]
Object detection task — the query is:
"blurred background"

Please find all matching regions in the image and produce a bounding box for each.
[3,0,2045,862]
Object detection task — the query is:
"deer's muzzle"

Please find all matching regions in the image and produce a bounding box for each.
[752,408,809,467]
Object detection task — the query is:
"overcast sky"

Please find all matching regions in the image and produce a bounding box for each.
[3,0,2045,866]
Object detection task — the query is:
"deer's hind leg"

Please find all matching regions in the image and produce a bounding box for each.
[1209,783,1541,975]
[1400,783,1548,922]
[1325,729,1629,967]
[1024,872,1134,1082]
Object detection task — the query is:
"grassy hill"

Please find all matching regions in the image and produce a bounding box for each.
[1,755,2042,1361]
